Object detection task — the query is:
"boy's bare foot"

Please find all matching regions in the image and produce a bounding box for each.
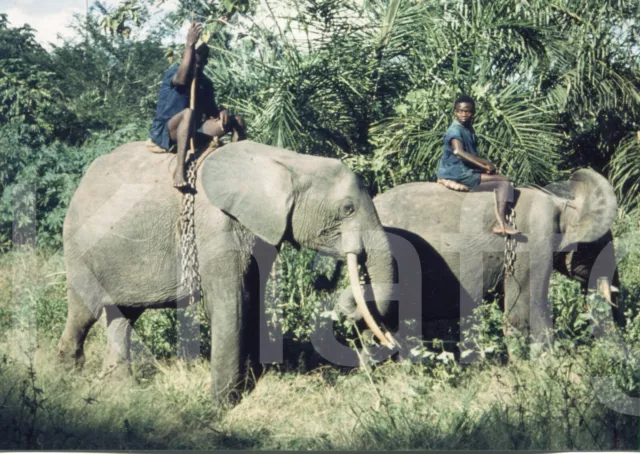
[173,170,188,190]
[492,225,520,235]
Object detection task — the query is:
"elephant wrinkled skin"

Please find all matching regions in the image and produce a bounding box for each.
[372,169,620,351]
[57,140,395,402]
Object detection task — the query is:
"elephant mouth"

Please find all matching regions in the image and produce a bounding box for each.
[346,253,398,349]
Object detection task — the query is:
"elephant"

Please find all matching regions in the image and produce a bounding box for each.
[56,140,395,402]
[365,169,620,353]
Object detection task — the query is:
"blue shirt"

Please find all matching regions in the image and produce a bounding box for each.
[149,65,219,149]
[435,120,480,183]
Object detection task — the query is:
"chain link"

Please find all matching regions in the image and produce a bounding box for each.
[179,155,203,307]
[504,206,517,277]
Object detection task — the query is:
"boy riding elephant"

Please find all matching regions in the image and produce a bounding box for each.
[149,22,246,190]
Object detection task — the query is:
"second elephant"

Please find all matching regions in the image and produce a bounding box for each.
[370,169,620,348]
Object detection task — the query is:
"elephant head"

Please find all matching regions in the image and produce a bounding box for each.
[199,141,396,346]
[550,169,621,322]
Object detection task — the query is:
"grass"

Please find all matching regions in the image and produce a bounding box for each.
[1,343,637,450]
[0,224,638,450]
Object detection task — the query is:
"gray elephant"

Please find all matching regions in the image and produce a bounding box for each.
[368,169,620,351]
[57,140,395,402]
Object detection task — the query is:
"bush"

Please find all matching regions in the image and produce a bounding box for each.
[0,122,149,250]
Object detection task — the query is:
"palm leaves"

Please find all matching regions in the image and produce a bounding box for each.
[610,133,640,213]
[160,0,640,203]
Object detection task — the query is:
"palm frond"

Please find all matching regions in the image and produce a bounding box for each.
[609,133,640,212]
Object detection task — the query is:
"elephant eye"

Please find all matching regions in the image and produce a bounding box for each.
[341,201,355,217]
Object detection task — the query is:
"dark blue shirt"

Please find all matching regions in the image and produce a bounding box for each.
[435,120,480,183]
[149,65,218,149]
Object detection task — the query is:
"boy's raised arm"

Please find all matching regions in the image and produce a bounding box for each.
[172,23,202,87]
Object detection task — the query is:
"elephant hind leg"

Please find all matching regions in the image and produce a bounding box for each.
[101,306,144,378]
[57,287,100,369]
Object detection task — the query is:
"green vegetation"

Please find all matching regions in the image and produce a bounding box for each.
[1,0,640,449]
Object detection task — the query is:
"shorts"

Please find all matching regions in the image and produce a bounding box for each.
[149,120,173,151]
[456,169,482,188]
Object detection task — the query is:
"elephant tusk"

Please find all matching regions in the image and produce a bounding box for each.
[347,253,397,350]
[597,276,616,307]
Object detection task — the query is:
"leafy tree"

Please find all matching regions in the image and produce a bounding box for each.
[50,9,168,135]
[0,6,166,249]
[0,14,82,145]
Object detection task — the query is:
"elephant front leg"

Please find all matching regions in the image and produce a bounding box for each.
[207,275,249,404]
[503,270,531,358]
[504,250,553,358]
[202,238,273,404]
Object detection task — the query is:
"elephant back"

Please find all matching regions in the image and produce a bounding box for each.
[375,181,573,242]
[88,141,181,185]
[63,141,183,245]
[375,182,472,234]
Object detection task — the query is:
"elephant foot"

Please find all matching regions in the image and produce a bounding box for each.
[57,351,85,372]
[100,350,133,379]
[211,385,242,408]
[503,328,528,360]
[57,341,86,371]
[529,341,548,361]
[100,360,133,380]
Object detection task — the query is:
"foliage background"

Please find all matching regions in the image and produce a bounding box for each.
[0,0,640,449]
[2,0,640,250]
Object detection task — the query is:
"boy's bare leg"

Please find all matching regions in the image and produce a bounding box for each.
[168,108,194,189]
[474,174,520,235]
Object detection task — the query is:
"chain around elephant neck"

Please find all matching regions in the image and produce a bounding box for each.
[180,156,203,307]
[504,207,517,277]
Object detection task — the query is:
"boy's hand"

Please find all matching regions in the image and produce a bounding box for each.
[186,23,203,48]
[486,162,497,174]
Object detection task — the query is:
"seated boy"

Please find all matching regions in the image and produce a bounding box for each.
[436,95,520,235]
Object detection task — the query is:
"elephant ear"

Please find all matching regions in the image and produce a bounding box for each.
[200,141,294,245]
[560,169,617,244]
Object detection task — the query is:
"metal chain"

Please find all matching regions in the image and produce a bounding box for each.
[179,155,202,307]
[504,206,517,277]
